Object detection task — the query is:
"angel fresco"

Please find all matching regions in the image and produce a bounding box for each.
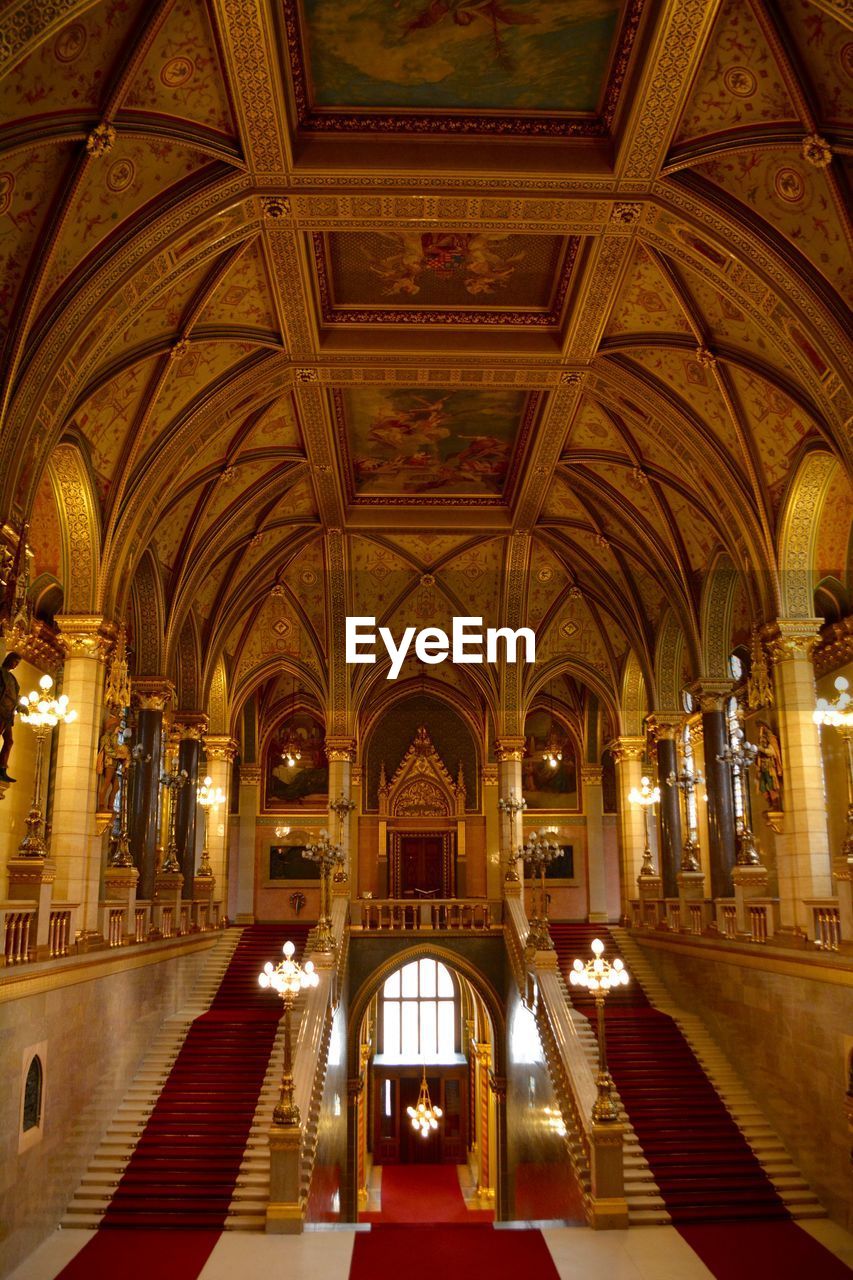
[362,233,524,298]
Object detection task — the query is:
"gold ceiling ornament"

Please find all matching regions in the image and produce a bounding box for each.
[103,624,132,712]
[263,196,291,219]
[407,1068,442,1138]
[801,134,833,168]
[85,122,116,157]
[746,628,773,711]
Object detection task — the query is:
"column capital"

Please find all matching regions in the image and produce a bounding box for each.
[240,764,262,787]
[204,734,238,763]
[609,735,645,763]
[764,618,823,664]
[325,736,356,762]
[56,614,114,661]
[686,680,733,713]
[580,764,603,785]
[482,764,499,786]
[645,713,684,742]
[173,711,209,740]
[3,617,66,672]
[132,677,175,712]
[494,736,526,762]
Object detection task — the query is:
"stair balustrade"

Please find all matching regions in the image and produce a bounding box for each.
[2,904,36,965]
[807,901,842,951]
[353,897,500,933]
[48,906,75,957]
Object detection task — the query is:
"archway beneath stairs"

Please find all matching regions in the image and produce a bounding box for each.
[344,943,508,1222]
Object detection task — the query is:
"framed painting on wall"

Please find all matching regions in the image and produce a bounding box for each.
[269,844,321,882]
[264,711,329,809]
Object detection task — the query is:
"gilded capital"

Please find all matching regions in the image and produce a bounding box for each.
[687,680,733,714]
[766,618,823,665]
[56,614,114,661]
[325,736,356,763]
[132,677,175,712]
[812,616,853,679]
[609,735,645,763]
[204,734,238,763]
[482,764,499,787]
[495,736,526,762]
[645,713,683,742]
[174,712,209,741]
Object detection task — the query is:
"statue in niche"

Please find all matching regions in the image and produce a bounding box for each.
[0,652,22,783]
[96,710,127,813]
[756,720,783,811]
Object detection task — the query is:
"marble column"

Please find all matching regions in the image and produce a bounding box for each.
[692,685,737,900]
[235,763,261,924]
[326,737,355,898]
[496,738,526,900]
[770,619,832,929]
[203,734,237,904]
[173,714,207,898]
[129,678,174,902]
[649,719,683,899]
[582,764,608,922]
[611,736,646,909]
[50,617,111,937]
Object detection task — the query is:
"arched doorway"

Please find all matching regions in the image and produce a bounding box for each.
[346,947,507,1223]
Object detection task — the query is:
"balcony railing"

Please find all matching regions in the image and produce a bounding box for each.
[352,898,501,933]
[628,894,843,953]
[2,905,36,965]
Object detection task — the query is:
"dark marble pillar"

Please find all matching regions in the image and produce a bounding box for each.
[702,705,737,898]
[129,682,173,901]
[656,735,682,898]
[173,725,203,898]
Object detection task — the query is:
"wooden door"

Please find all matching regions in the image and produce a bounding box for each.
[400,1075,441,1163]
[374,1075,400,1163]
[399,836,445,897]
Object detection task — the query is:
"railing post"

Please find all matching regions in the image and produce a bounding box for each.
[266,1125,304,1233]
[589,1123,629,1228]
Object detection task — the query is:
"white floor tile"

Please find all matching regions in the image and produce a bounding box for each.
[5,1229,95,1280]
[199,1229,357,1280]
[799,1219,853,1270]
[542,1225,716,1280]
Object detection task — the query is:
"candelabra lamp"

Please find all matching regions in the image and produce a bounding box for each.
[628,775,660,877]
[520,828,560,951]
[498,790,527,882]
[569,938,629,1123]
[814,676,853,862]
[329,793,355,881]
[407,1067,443,1137]
[109,737,147,870]
[158,755,189,874]
[717,727,762,867]
[17,674,77,857]
[665,763,704,872]
[259,940,319,1126]
[196,774,225,878]
[302,830,344,952]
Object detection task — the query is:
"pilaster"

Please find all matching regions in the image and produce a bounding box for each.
[582,765,608,922]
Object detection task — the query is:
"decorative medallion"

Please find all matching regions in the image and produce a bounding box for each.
[106,158,135,193]
[723,66,756,98]
[54,23,86,63]
[0,172,14,216]
[161,56,195,89]
[774,167,806,204]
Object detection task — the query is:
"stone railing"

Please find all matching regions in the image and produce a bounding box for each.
[628,893,843,952]
[351,897,501,933]
[2,904,37,965]
[806,900,842,952]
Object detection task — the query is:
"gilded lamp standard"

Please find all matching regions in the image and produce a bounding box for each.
[814,676,853,863]
[717,726,763,867]
[628,775,660,877]
[569,938,629,1123]
[258,940,319,1126]
[329,793,356,882]
[17,674,77,857]
[520,828,561,951]
[498,789,526,882]
[196,774,225,878]
[665,760,704,872]
[302,830,344,952]
[109,736,147,870]
[159,753,189,874]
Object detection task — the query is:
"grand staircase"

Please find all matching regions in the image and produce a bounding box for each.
[550,923,824,1226]
[64,924,311,1231]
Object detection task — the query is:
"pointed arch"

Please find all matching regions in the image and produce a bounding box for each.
[43,442,100,614]
[207,654,229,734]
[654,608,686,712]
[700,552,739,679]
[777,449,839,620]
[129,549,165,677]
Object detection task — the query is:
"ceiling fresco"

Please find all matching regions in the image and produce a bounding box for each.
[284,0,644,134]
[313,232,578,326]
[334,387,534,502]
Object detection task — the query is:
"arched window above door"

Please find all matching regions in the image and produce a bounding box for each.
[381,959,457,1061]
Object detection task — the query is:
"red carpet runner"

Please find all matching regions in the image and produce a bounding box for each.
[551,924,788,1225]
[98,924,310,1229]
[360,1163,493,1223]
[350,1227,560,1280]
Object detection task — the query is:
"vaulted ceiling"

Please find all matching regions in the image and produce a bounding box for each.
[1,0,850,732]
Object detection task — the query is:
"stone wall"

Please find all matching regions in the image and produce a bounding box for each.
[0,938,219,1277]
[634,937,853,1230]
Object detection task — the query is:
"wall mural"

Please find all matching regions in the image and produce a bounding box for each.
[314,231,578,325]
[264,711,328,809]
[336,386,533,500]
[296,0,622,115]
[522,709,579,809]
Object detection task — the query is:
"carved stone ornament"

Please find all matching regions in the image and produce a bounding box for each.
[801,134,833,169]
[325,736,356,763]
[580,765,603,785]
[379,725,464,817]
[132,677,175,712]
[85,122,116,157]
[611,201,642,224]
[240,764,262,786]
[204,734,238,763]
[494,737,526,762]
[765,618,822,665]
[263,196,291,219]
[609,735,645,763]
[57,615,112,662]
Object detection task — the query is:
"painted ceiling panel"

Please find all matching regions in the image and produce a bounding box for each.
[194,239,280,333]
[603,243,692,337]
[0,145,75,337]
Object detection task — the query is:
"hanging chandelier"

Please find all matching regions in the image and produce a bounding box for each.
[281,733,302,769]
[407,1068,442,1138]
[542,686,563,769]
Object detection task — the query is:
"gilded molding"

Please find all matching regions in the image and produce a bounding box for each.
[240,765,262,786]
[813,617,853,679]
[494,737,526,763]
[132,677,175,713]
[204,734,239,764]
[56,615,113,662]
[765,618,823,665]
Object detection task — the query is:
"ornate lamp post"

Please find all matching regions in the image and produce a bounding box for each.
[159,752,189,874]
[196,774,225,878]
[17,674,77,856]
[814,676,853,863]
[717,727,762,866]
[329,793,355,882]
[498,790,526,882]
[258,940,319,1126]
[569,937,630,1123]
[628,775,660,876]
[109,737,149,869]
[665,761,704,872]
[520,828,560,951]
[302,830,344,952]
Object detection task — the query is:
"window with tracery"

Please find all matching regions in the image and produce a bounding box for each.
[381,959,457,1060]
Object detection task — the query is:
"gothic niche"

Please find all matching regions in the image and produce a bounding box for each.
[379,726,466,819]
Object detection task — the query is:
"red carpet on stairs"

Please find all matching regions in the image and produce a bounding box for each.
[551,924,789,1226]
[98,924,310,1231]
[350,1226,560,1280]
[360,1163,493,1223]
